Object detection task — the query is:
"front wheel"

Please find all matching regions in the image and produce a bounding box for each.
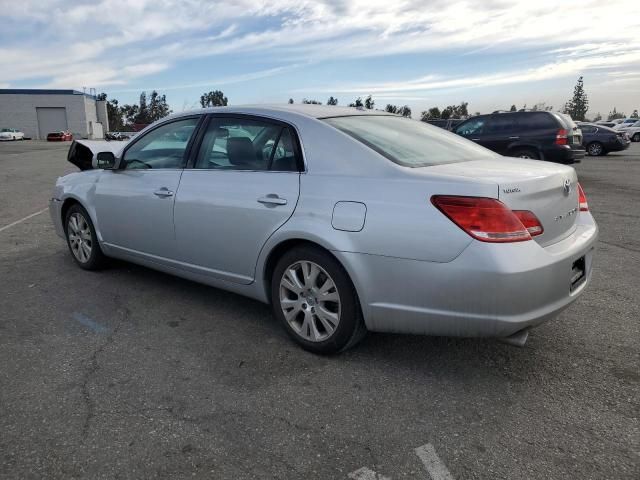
[633,133,640,142]
[64,204,107,270]
[587,142,604,156]
[271,246,366,354]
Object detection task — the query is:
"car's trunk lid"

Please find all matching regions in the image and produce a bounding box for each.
[425,158,579,246]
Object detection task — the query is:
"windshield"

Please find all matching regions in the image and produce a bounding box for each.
[323,115,497,167]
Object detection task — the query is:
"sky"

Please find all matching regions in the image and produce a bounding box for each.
[0,0,639,118]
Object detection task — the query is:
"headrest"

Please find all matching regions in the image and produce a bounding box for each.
[227,137,255,166]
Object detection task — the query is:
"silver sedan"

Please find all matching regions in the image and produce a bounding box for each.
[50,105,598,353]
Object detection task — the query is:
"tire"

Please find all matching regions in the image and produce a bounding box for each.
[512,148,539,159]
[271,246,366,354]
[587,142,604,156]
[633,133,640,142]
[64,204,107,270]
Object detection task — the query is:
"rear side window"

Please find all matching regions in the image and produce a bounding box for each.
[486,115,518,134]
[324,115,497,167]
[194,118,300,171]
[516,112,557,129]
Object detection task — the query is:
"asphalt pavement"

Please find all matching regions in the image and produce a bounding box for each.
[0,140,638,479]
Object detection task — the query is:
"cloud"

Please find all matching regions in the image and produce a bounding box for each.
[0,0,638,95]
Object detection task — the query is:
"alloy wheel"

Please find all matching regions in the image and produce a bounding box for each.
[67,212,93,263]
[279,260,341,342]
[588,143,603,156]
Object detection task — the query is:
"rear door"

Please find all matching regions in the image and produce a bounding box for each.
[173,115,301,284]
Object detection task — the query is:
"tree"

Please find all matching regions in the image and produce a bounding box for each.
[137,92,150,124]
[302,98,322,104]
[397,106,411,118]
[364,95,374,109]
[385,104,411,117]
[327,96,338,106]
[607,108,625,120]
[592,112,602,122]
[509,104,517,112]
[348,97,364,108]
[288,98,294,104]
[563,76,589,121]
[532,102,553,112]
[420,107,441,121]
[147,90,171,122]
[97,92,125,132]
[120,90,172,126]
[632,109,639,118]
[200,90,228,108]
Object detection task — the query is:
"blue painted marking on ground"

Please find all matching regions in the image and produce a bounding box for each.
[71,312,108,334]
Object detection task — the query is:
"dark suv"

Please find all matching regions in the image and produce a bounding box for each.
[453,111,585,163]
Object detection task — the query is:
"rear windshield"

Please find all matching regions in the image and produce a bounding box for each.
[323,115,497,167]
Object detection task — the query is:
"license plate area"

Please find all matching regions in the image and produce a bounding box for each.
[570,255,586,291]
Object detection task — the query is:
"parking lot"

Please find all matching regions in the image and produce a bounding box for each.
[0,141,638,479]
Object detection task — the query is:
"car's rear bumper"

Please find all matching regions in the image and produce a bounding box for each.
[608,140,631,152]
[543,145,585,163]
[338,213,598,339]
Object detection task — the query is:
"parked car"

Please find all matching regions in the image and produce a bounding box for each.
[47,131,73,141]
[51,105,597,353]
[0,128,25,141]
[425,118,465,131]
[594,121,617,128]
[613,118,639,129]
[616,121,640,142]
[453,111,585,163]
[577,122,631,155]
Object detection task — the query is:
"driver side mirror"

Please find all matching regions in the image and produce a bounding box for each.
[96,151,117,170]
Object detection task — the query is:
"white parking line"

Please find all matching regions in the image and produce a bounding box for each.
[348,467,391,480]
[414,444,454,480]
[0,208,48,233]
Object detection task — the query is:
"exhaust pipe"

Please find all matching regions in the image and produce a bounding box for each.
[499,328,529,347]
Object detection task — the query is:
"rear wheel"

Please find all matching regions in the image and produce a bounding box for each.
[271,246,366,354]
[512,148,539,159]
[633,133,640,142]
[587,142,604,156]
[64,204,107,270]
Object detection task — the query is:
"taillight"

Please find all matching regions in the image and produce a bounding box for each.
[513,210,544,237]
[577,183,589,211]
[431,196,532,243]
[555,129,568,145]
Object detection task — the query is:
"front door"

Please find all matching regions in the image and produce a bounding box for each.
[173,115,301,284]
[94,116,201,259]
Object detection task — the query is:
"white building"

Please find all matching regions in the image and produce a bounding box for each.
[0,89,109,140]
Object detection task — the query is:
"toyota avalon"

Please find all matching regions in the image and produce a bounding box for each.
[50,105,598,353]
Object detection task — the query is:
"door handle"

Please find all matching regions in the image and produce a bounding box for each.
[509,136,520,139]
[258,195,287,206]
[471,138,480,141]
[153,188,174,198]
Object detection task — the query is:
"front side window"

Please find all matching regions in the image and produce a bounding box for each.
[455,118,485,136]
[325,115,497,168]
[194,118,299,171]
[122,117,200,170]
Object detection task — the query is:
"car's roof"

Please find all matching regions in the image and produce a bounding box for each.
[173,104,395,121]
